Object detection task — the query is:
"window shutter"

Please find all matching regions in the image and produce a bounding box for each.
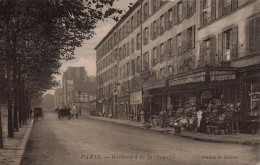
[256,17,260,53]
[173,5,177,25]
[127,42,130,56]
[217,33,223,63]
[157,18,160,38]
[218,0,223,18]
[249,19,255,54]
[199,0,204,27]
[199,42,205,67]
[211,0,216,21]
[210,36,216,65]
[173,36,177,56]
[143,28,146,45]
[166,12,169,30]
[192,0,196,14]
[147,27,149,43]
[157,45,160,62]
[164,13,167,32]
[231,26,238,60]
[182,0,188,20]
[182,30,187,52]
[192,25,195,48]
[164,41,169,59]
[231,0,238,10]
[150,23,153,40]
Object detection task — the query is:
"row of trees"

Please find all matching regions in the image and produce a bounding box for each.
[0,0,123,148]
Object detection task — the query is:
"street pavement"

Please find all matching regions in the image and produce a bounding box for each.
[21,112,259,165]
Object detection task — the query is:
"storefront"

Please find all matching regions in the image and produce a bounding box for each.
[115,95,129,120]
[239,64,260,133]
[129,90,142,121]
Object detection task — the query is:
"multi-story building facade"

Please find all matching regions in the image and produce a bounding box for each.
[95,0,260,132]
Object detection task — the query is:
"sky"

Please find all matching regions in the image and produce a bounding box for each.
[45,0,137,95]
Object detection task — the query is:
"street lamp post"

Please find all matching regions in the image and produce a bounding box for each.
[78,90,81,116]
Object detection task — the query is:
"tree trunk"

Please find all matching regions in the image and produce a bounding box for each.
[0,105,4,148]
[13,65,19,132]
[7,64,14,138]
[18,77,22,127]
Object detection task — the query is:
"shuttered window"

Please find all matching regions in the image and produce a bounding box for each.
[160,43,164,62]
[199,35,216,67]
[143,52,149,70]
[131,38,134,54]
[132,59,135,75]
[160,14,166,34]
[137,56,141,73]
[136,33,141,50]
[153,20,157,39]
[143,27,149,45]
[152,47,157,66]
[177,2,182,23]
[187,25,195,49]
[248,16,260,54]
[177,33,182,53]
[143,2,149,20]
[218,0,237,17]
[167,8,173,29]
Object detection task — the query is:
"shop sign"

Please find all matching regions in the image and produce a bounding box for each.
[130,90,142,105]
[210,71,236,81]
[169,71,206,86]
[143,81,166,91]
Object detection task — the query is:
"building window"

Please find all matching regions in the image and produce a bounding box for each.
[123,44,126,58]
[131,16,134,31]
[199,35,216,67]
[127,42,130,56]
[160,14,165,34]
[160,43,164,62]
[127,62,130,76]
[224,29,231,61]
[143,27,149,45]
[168,65,173,75]
[152,47,157,66]
[144,2,149,20]
[187,26,195,49]
[153,20,157,39]
[137,10,140,25]
[167,8,173,29]
[137,56,141,73]
[132,59,135,75]
[136,33,141,50]
[131,38,134,53]
[219,0,237,17]
[177,33,182,52]
[177,2,182,23]
[249,16,260,54]
[143,52,149,70]
[168,38,172,57]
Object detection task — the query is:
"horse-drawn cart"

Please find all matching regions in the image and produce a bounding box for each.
[34,108,44,121]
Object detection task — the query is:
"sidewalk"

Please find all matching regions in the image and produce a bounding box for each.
[0,106,34,165]
[82,115,260,146]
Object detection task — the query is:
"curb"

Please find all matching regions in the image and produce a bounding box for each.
[18,119,34,165]
[84,116,260,146]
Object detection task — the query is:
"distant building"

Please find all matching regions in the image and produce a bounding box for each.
[54,88,63,109]
[61,66,96,108]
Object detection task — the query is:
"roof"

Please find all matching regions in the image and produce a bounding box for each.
[94,0,141,50]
